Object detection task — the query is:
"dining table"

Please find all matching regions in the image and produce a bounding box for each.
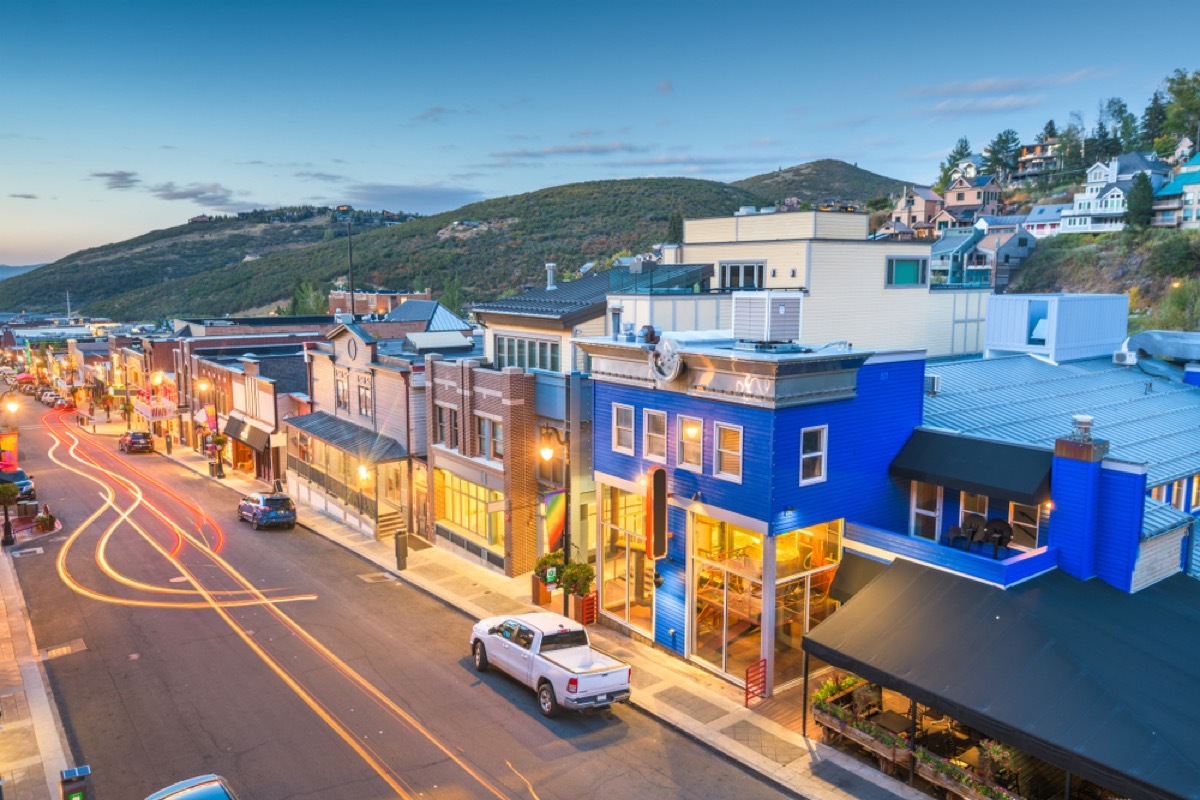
[872,709,912,735]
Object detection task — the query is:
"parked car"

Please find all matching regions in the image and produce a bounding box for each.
[55,398,76,411]
[39,391,59,405]
[237,492,297,530]
[0,468,35,500]
[118,431,155,453]
[469,612,631,717]
[145,774,241,800]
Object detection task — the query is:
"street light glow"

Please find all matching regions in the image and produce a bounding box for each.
[540,445,555,462]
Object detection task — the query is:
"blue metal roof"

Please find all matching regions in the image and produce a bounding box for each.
[1142,497,1194,541]
[1156,171,1200,196]
[924,355,1200,485]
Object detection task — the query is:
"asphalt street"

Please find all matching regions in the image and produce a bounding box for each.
[11,406,798,800]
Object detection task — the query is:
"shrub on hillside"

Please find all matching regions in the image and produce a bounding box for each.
[1146,231,1199,278]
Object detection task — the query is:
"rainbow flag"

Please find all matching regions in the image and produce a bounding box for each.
[543,489,566,553]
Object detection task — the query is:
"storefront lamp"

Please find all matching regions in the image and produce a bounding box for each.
[197,379,210,392]
[151,371,164,386]
[357,464,369,481]
[4,399,17,414]
[540,445,555,462]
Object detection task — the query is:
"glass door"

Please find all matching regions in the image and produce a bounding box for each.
[693,556,762,680]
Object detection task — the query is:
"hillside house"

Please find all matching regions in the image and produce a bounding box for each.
[1060,152,1173,234]
[1152,152,1200,230]
[889,186,942,238]
[940,175,1003,226]
[1011,138,1062,186]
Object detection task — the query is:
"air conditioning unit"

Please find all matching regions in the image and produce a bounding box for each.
[925,374,942,395]
[733,291,803,343]
[1112,350,1138,366]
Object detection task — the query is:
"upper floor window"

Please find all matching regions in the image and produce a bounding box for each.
[961,492,987,523]
[677,415,703,472]
[1191,474,1200,510]
[476,415,504,462]
[335,377,349,410]
[714,423,743,482]
[435,405,459,449]
[956,192,964,201]
[612,404,634,455]
[1171,478,1187,511]
[357,385,372,418]
[495,335,560,372]
[800,425,827,485]
[643,410,666,462]
[1009,502,1040,549]
[1150,484,1166,502]
[886,257,928,287]
[720,262,764,290]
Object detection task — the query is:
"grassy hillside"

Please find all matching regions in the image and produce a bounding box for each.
[732,159,911,205]
[0,212,336,314]
[78,178,766,320]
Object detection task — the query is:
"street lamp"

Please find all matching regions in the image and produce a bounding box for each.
[540,425,570,615]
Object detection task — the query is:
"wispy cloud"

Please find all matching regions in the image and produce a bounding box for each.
[9,193,36,200]
[919,95,1045,119]
[295,171,346,183]
[148,181,239,207]
[342,182,484,215]
[572,128,604,138]
[657,80,673,95]
[160,144,177,150]
[491,141,650,159]
[414,106,451,123]
[92,170,140,190]
[908,68,1098,98]
[605,154,781,170]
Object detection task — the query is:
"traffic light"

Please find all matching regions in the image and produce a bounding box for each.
[647,466,668,559]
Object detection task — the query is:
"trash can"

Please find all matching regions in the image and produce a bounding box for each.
[208,462,217,477]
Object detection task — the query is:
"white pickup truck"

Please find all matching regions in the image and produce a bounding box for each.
[470,612,632,717]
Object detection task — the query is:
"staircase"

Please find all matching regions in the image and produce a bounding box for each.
[375,510,405,542]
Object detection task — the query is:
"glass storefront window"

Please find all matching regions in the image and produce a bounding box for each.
[437,470,505,552]
[693,515,762,576]
[775,522,842,580]
[599,486,652,637]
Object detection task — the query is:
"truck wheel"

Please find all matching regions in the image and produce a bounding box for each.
[252,516,261,530]
[472,641,488,672]
[537,681,559,718]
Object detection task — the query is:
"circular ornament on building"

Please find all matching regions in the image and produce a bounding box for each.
[347,338,358,359]
[649,338,684,383]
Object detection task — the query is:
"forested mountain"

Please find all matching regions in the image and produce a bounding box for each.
[0,160,918,321]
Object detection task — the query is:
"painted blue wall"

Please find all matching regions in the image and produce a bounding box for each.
[1049,456,1101,580]
[654,505,688,655]
[1094,466,1145,592]
[592,356,925,537]
[770,359,924,535]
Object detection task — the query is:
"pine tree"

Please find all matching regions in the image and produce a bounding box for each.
[1039,120,1057,142]
[1126,172,1154,228]
[1164,69,1200,142]
[934,137,972,193]
[1141,91,1167,148]
[666,211,683,244]
[982,129,1021,182]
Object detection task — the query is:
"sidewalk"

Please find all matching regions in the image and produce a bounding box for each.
[156,438,922,800]
[0,418,923,800]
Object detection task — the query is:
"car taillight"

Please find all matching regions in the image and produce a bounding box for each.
[566,678,578,694]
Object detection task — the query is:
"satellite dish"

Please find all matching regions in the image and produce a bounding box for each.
[649,337,684,383]
[961,515,985,549]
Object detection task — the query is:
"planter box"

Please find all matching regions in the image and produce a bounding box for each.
[916,760,1018,800]
[812,708,910,770]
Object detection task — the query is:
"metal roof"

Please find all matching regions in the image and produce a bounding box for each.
[924,355,1200,485]
[283,411,407,462]
[383,300,470,331]
[1142,497,1194,541]
[1156,171,1200,196]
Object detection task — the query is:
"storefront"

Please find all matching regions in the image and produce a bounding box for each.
[598,485,653,638]
[433,468,506,558]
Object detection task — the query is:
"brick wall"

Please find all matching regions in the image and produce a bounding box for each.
[426,357,539,576]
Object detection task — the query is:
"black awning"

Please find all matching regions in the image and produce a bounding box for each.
[828,551,889,604]
[285,411,407,462]
[803,559,1200,800]
[223,416,245,441]
[889,428,1052,504]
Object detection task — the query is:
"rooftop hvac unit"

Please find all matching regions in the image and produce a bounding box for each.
[1112,350,1138,366]
[733,291,803,343]
[925,374,942,395]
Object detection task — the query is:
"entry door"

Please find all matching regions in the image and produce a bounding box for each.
[693,558,763,680]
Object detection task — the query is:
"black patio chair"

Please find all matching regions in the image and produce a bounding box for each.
[961,515,986,552]
[947,524,967,549]
[984,518,1014,558]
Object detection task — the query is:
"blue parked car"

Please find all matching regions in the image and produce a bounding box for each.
[237,492,297,530]
[145,774,240,800]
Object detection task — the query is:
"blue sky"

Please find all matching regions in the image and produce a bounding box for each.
[0,0,1188,265]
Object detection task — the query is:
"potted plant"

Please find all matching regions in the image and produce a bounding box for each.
[33,510,55,532]
[208,433,228,478]
[559,562,596,623]
[532,549,563,605]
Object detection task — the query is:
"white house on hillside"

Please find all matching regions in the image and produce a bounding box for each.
[1059,152,1173,234]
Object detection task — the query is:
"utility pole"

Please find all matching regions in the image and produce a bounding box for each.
[346,218,355,318]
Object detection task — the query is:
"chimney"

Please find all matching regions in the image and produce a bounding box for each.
[546,262,557,291]
[1071,414,1093,442]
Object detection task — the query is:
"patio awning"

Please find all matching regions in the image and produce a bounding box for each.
[828,551,888,604]
[284,411,407,462]
[803,559,1200,800]
[889,428,1052,505]
[223,415,270,453]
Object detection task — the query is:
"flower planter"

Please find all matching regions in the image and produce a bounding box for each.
[916,759,1019,800]
[812,707,910,772]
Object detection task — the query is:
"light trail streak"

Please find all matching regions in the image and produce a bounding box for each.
[39,411,518,799]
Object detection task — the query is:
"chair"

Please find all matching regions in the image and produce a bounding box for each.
[961,515,986,551]
[947,524,967,549]
[984,518,1014,558]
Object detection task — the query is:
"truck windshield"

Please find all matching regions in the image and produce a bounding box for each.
[540,630,588,652]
